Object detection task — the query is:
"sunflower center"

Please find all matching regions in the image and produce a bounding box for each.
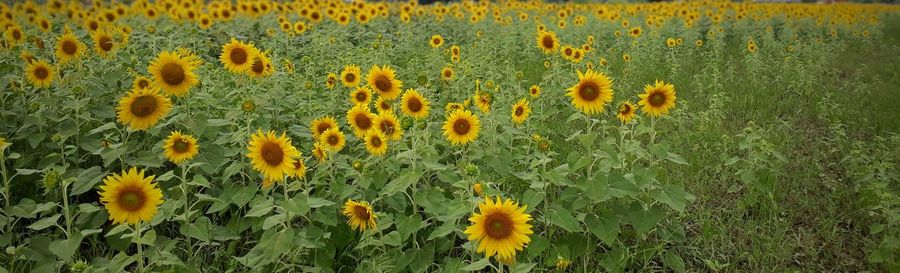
[316,124,332,136]
[370,136,382,147]
[380,101,391,110]
[433,38,440,44]
[260,142,285,166]
[138,79,150,89]
[578,83,600,101]
[407,98,422,112]
[353,205,370,221]
[99,36,113,51]
[648,92,666,107]
[34,66,49,80]
[327,135,339,146]
[444,70,452,78]
[619,104,631,114]
[355,92,367,102]
[345,73,356,83]
[564,48,572,56]
[453,119,471,135]
[230,48,248,65]
[380,120,395,135]
[355,114,372,130]
[161,63,186,85]
[12,30,21,40]
[173,139,190,153]
[130,95,158,118]
[374,76,391,92]
[515,106,524,116]
[251,58,264,73]
[484,213,513,239]
[61,40,77,55]
[117,189,146,212]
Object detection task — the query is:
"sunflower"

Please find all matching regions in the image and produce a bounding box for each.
[566,69,614,115]
[148,49,202,97]
[163,131,199,164]
[318,128,346,152]
[98,168,164,225]
[349,86,372,105]
[637,80,676,117]
[220,38,258,73]
[445,102,465,114]
[4,25,24,47]
[346,104,376,137]
[312,142,328,163]
[463,197,533,260]
[747,40,757,53]
[666,38,677,48]
[374,111,403,141]
[400,89,430,120]
[510,99,530,125]
[441,66,454,81]
[623,53,631,62]
[293,21,308,34]
[629,27,642,38]
[362,130,388,156]
[310,116,339,139]
[375,96,393,113]
[474,93,492,114]
[55,32,85,64]
[343,199,377,232]
[536,30,559,54]
[246,130,300,183]
[340,65,361,87]
[90,28,116,57]
[248,53,274,78]
[560,45,575,60]
[25,60,55,88]
[326,72,337,90]
[529,85,541,98]
[116,87,172,131]
[616,101,636,123]
[429,34,444,48]
[450,45,461,57]
[132,75,152,90]
[366,65,403,100]
[443,110,481,145]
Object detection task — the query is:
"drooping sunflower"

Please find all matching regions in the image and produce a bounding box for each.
[340,65,361,87]
[463,197,533,260]
[326,72,337,90]
[116,87,172,131]
[510,99,531,125]
[98,168,164,225]
[55,32,85,64]
[366,65,403,100]
[343,199,377,232]
[310,116,339,139]
[25,60,55,88]
[429,34,444,48]
[148,49,202,97]
[90,28,116,57]
[637,80,676,117]
[616,101,637,123]
[246,130,300,183]
[364,130,388,156]
[442,110,481,145]
[346,104,376,138]
[441,66,454,81]
[375,96,393,113]
[163,131,199,164]
[220,38,258,73]
[565,69,614,115]
[132,75,152,90]
[535,30,559,54]
[312,142,328,163]
[400,89,430,120]
[529,85,541,98]
[349,86,372,105]
[374,111,403,141]
[318,128,346,152]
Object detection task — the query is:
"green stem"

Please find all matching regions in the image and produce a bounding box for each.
[134,222,145,273]
[180,165,192,260]
[61,180,72,237]
[649,117,657,166]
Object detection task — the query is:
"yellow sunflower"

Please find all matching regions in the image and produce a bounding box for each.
[248,53,274,78]
[463,197,533,260]
[450,45,461,58]
[400,89,430,120]
[536,30,559,54]
[246,130,300,184]
[318,128,346,152]
[343,199,377,232]
[346,104,376,138]
[132,75,152,90]
[98,168,164,225]
[441,66,454,81]
[148,49,202,97]
[4,25,25,47]
[565,69,614,115]
[375,96,393,113]
[290,156,307,179]
[55,32,85,64]
[310,116,339,140]
[429,34,444,48]
[616,101,637,123]
[529,85,541,98]
[474,92,492,114]
[220,38,258,73]
[374,111,403,141]
[442,110,481,145]
[312,142,328,163]
[326,72,337,90]
[340,65,361,87]
[25,60,55,88]
[90,28,116,57]
[116,87,172,131]
[510,99,530,125]
[364,130,388,156]
[349,86,372,105]
[163,131,199,164]
[366,65,403,100]
[637,80,676,117]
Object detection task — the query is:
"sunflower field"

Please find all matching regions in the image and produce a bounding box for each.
[2,0,900,272]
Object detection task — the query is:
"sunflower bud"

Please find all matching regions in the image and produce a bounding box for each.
[352,160,363,171]
[472,182,483,196]
[42,168,61,194]
[304,81,313,90]
[543,60,551,68]
[555,257,571,270]
[70,260,89,273]
[51,133,62,143]
[538,140,550,152]
[464,163,478,176]
[241,100,255,113]
[515,71,524,80]
[5,246,15,255]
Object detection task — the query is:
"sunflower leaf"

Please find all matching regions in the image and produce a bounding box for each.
[462,257,491,271]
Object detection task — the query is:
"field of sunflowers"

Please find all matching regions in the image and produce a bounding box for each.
[2,0,900,272]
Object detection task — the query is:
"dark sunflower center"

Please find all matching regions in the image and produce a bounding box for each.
[316,124,332,136]
[573,51,581,58]
[380,120,395,135]
[578,82,600,101]
[260,142,284,166]
[99,36,113,51]
[433,38,440,44]
[355,114,372,130]
[444,70,452,78]
[370,135,382,147]
[251,58,264,73]
[648,92,666,107]
[34,66,49,79]
[89,22,98,31]
[484,213,513,239]
[293,161,303,170]
[161,63,186,85]
[353,205,370,220]
[407,98,422,112]
[619,104,631,114]
[564,48,572,56]
[117,189,145,211]
[531,88,538,95]
[173,139,190,153]
[12,30,21,40]
[61,40,77,55]
[380,101,391,110]
[515,106,524,116]
[230,48,247,64]
[345,73,355,82]
[138,79,150,89]
[374,75,391,92]
[327,135,339,145]
[130,95,158,118]
[355,92,367,102]
[453,119,471,135]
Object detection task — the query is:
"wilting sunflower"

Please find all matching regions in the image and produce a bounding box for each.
[346,105,376,138]
[25,60,55,88]
[116,87,172,131]
[340,65,361,87]
[375,96,393,113]
[443,110,481,145]
[529,85,541,98]
[566,69,614,115]
[401,89,430,120]
[318,128,346,152]
[312,142,328,163]
[374,111,403,141]
[148,49,202,97]
[510,99,531,125]
[55,32,85,64]
[441,66,454,81]
[326,72,337,90]
[349,87,372,105]
[638,80,676,117]
[364,130,388,156]
[90,28,116,57]
[535,30,559,54]
[616,101,637,123]
[310,116,339,139]
[220,38,258,73]
[429,34,444,48]
[163,131,199,164]
[246,130,300,183]
[463,197,533,260]
[343,199,377,232]
[132,75,152,90]
[98,168,164,225]
[366,65,403,100]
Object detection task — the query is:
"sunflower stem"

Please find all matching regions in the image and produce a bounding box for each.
[61,179,72,238]
[649,117,657,167]
[134,222,145,273]
[180,165,193,260]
